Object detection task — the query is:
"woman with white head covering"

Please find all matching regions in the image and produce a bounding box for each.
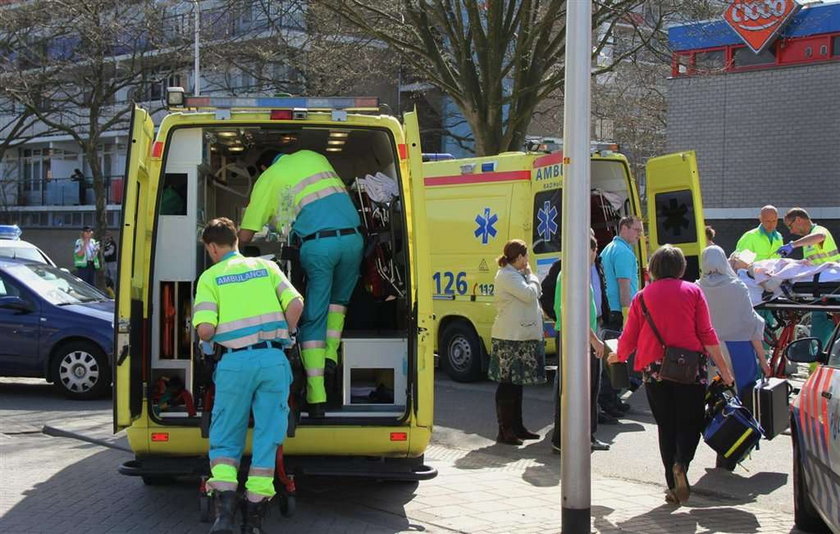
[697,246,772,470]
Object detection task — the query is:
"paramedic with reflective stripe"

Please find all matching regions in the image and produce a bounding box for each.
[238,149,363,418]
[779,208,840,347]
[193,217,302,534]
[734,205,783,261]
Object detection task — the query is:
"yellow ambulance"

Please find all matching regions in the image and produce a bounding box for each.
[424,143,706,381]
[114,91,436,483]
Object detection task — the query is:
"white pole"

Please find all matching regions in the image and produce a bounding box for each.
[194,0,201,96]
[560,0,592,532]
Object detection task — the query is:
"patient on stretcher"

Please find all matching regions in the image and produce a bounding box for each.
[728,255,840,305]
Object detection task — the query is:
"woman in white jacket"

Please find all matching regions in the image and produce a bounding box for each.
[488,239,547,445]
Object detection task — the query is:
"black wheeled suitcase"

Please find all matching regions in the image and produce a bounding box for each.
[752,378,790,440]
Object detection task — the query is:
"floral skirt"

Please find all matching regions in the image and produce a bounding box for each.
[488,338,546,386]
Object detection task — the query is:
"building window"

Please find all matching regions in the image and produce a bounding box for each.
[695,49,725,72]
[21,148,49,192]
[832,36,840,57]
[733,46,776,67]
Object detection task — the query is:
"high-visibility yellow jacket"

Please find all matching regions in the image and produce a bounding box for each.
[240,150,360,238]
[192,252,301,349]
[803,224,840,265]
[734,227,783,262]
[73,238,101,269]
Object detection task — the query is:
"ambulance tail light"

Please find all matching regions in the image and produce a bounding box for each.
[270,110,294,120]
[151,432,170,442]
[390,432,408,441]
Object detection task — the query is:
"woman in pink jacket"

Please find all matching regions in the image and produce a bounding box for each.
[609,245,734,505]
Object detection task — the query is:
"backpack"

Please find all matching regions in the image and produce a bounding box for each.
[540,259,562,321]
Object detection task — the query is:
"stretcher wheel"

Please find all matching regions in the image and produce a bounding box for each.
[278,493,296,517]
[199,493,214,523]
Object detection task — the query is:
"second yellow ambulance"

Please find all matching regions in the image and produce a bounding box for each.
[424,144,707,381]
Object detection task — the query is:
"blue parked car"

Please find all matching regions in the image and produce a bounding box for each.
[0,259,113,400]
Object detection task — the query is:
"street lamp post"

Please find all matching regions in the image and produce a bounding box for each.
[194,0,201,96]
[560,0,593,532]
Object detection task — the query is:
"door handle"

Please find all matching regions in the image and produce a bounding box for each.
[822,391,833,399]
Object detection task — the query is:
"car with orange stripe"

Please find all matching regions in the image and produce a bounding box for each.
[423,144,707,381]
[785,321,840,532]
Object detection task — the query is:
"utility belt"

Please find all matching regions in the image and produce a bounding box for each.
[298,226,363,243]
[223,340,285,354]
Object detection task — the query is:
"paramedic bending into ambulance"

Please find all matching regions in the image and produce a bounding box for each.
[777,207,840,346]
[238,149,364,418]
[193,218,302,534]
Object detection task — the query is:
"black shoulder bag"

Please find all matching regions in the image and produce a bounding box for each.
[638,294,703,384]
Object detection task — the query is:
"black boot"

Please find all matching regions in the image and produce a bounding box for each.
[324,359,338,405]
[209,491,238,534]
[495,384,523,445]
[308,402,325,418]
[512,385,540,440]
[240,499,269,534]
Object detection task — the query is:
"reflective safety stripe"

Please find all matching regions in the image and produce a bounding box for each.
[301,340,326,349]
[207,462,239,493]
[306,367,325,377]
[216,330,289,349]
[290,171,341,197]
[245,475,276,499]
[216,312,288,334]
[295,187,348,215]
[326,329,342,338]
[249,467,274,478]
[193,301,218,313]
[210,457,240,469]
[328,304,347,313]
[808,249,839,261]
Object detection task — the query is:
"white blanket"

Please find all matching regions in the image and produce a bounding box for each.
[740,259,840,305]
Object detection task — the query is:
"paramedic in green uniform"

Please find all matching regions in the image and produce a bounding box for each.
[193,217,302,534]
[778,208,840,346]
[734,205,784,261]
[239,149,363,418]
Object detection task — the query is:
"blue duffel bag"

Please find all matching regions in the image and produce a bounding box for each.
[703,387,763,466]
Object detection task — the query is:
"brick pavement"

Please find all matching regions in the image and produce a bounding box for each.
[0,427,804,534]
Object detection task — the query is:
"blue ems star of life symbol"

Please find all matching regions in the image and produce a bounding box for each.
[537,201,558,242]
[474,208,498,245]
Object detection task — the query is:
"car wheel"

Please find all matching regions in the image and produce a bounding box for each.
[52,340,110,400]
[440,322,484,382]
[793,425,830,533]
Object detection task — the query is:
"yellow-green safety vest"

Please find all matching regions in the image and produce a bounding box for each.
[193,252,301,349]
[734,227,783,261]
[73,239,101,269]
[240,150,353,236]
[803,224,840,265]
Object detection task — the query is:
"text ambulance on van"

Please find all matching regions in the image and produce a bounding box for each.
[114,91,436,482]
[423,143,707,382]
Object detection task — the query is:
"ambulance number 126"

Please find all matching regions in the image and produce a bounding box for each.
[432,271,467,295]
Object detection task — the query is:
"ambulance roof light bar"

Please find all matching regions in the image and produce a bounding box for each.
[165,88,380,112]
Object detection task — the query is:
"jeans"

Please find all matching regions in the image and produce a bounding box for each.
[644,379,706,489]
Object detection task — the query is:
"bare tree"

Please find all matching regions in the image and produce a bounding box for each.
[0,109,49,214]
[197,1,400,101]
[0,0,192,272]
[324,0,675,155]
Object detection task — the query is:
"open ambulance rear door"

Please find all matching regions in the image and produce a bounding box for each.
[645,151,707,281]
[113,105,155,432]
[402,109,435,433]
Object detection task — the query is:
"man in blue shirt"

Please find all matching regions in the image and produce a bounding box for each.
[598,216,643,417]
[600,216,643,331]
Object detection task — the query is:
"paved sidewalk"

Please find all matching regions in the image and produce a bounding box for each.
[414,445,802,534]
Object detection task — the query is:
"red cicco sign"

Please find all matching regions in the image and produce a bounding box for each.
[723,0,801,54]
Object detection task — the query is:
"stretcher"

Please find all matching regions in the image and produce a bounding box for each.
[741,259,840,310]
[743,260,840,377]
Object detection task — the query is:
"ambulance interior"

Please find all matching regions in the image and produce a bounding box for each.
[590,159,636,250]
[150,125,411,425]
